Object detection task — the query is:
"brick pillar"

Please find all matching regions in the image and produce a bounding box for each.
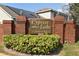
[52,16,65,44]
[65,20,76,44]
[15,16,26,34]
[0,24,3,45]
[3,20,13,35]
[51,19,55,34]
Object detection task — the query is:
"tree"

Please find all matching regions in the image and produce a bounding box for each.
[69,3,79,21]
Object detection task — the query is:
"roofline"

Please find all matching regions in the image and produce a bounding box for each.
[36,9,57,14]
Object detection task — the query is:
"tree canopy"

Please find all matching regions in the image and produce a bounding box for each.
[70,3,79,21]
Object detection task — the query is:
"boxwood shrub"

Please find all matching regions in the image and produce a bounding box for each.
[4,34,60,55]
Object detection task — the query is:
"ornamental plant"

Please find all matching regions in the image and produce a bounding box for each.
[4,34,60,55]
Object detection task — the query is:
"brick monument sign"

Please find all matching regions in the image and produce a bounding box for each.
[0,15,78,44]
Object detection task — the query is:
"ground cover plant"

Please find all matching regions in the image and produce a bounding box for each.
[4,34,60,55]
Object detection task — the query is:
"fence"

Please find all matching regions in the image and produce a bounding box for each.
[1,16,78,44]
[0,24,3,45]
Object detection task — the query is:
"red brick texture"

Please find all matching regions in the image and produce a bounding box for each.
[15,16,27,34]
[52,16,65,44]
[0,24,3,45]
[65,20,76,44]
[52,16,76,44]
[3,20,13,35]
[15,24,26,34]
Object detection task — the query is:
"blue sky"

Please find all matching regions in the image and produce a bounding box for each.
[2,3,65,12]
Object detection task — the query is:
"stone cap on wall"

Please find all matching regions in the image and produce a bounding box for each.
[54,16,65,22]
[16,16,27,22]
[3,20,13,24]
[28,18,50,20]
[66,20,75,24]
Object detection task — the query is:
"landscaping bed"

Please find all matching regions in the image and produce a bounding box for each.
[4,34,61,55]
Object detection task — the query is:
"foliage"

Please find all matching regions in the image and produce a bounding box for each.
[59,42,79,56]
[4,34,60,55]
[70,3,79,21]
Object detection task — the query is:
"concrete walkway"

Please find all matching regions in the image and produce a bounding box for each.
[0,52,9,56]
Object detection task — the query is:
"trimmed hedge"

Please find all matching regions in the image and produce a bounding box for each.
[4,34,60,55]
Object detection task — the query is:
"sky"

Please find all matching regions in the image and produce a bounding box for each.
[2,3,66,12]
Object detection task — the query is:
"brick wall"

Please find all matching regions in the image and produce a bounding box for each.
[52,16,65,44]
[2,16,77,44]
[65,20,76,44]
[0,24,3,45]
[52,16,76,44]
[3,20,13,35]
[15,16,27,34]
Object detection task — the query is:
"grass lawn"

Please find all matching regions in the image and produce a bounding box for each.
[59,41,79,56]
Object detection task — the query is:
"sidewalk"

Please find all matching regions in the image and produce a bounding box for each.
[0,52,9,56]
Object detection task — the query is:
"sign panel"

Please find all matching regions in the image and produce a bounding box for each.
[28,19,52,34]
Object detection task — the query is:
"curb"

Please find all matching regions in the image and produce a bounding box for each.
[3,47,31,56]
[3,47,58,56]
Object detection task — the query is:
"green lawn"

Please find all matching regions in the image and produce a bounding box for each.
[59,41,79,56]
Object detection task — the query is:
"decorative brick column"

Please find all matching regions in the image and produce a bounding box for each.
[15,16,26,34]
[52,16,65,44]
[65,20,76,44]
[3,20,13,35]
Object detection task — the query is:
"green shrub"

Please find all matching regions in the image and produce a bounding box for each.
[4,34,60,55]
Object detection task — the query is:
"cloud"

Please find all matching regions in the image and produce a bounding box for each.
[64,3,69,5]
